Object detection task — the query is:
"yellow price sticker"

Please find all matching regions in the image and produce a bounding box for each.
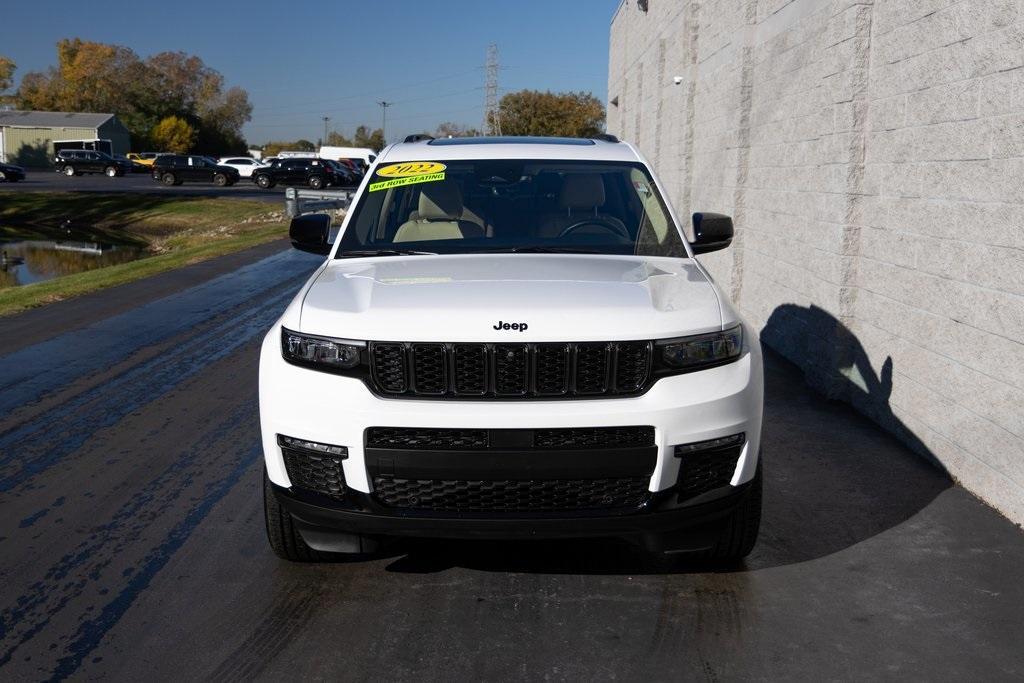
[375,162,446,178]
[368,172,446,192]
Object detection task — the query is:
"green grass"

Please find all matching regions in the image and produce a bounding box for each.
[0,193,290,316]
[0,192,280,237]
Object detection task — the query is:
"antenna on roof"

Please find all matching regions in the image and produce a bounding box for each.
[403,134,434,143]
[593,133,620,143]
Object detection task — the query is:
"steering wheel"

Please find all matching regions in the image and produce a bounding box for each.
[557,218,631,240]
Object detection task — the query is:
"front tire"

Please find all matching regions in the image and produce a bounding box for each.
[264,471,327,562]
[702,461,762,561]
[63,166,76,177]
[308,175,324,190]
[213,173,227,187]
[255,174,273,189]
[105,165,118,177]
[161,172,177,186]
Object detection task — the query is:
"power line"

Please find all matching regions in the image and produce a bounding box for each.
[249,68,481,111]
[252,87,482,121]
[483,44,501,136]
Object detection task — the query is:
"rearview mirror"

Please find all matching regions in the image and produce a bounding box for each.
[690,213,734,255]
[289,214,332,255]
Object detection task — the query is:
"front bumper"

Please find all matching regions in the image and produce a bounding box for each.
[259,322,763,540]
[272,477,756,552]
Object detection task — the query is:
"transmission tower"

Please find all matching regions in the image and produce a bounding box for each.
[484,44,501,136]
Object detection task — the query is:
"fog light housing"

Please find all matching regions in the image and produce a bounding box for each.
[673,432,745,456]
[278,434,348,457]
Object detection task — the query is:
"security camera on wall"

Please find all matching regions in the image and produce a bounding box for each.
[673,76,684,85]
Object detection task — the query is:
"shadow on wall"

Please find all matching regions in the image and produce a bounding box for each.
[379,305,952,575]
[12,141,51,168]
[761,303,933,462]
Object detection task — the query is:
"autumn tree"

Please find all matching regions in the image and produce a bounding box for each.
[325,126,385,152]
[494,90,605,138]
[0,56,15,94]
[15,39,251,154]
[150,116,197,153]
[434,121,481,138]
[261,139,315,156]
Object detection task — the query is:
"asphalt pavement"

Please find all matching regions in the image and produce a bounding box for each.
[0,169,282,201]
[0,244,1022,681]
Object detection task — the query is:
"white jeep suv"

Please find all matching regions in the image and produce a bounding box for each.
[259,135,763,563]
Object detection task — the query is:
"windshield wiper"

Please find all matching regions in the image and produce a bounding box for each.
[482,246,607,254]
[339,248,438,258]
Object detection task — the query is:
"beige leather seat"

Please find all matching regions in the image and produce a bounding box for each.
[394,181,486,242]
[538,174,628,239]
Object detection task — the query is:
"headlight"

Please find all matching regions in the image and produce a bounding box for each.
[281,328,362,370]
[657,324,743,370]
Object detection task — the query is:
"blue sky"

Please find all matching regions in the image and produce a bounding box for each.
[2,0,622,145]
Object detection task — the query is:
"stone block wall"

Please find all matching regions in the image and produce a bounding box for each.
[609,0,1024,524]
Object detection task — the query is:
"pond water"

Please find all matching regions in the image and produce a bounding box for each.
[1,226,147,288]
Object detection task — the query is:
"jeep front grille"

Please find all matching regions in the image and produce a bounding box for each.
[368,341,652,399]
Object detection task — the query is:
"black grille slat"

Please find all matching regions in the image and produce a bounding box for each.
[452,344,487,395]
[494,344,529,395]
[412,344,446,395]
[366,427,489,450]
[371,343,407,393]
[368,341,650,399]
[534,426,655,450]
[574,343,611,394]
[614,342,651,392]
[534,344,570,395]
[366,426,654,451]
[372,476,650,512]
[283,448,347,499]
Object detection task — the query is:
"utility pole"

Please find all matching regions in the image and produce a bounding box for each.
[484,44,501,136]
[322,116,330,146]
[378,101,392,144]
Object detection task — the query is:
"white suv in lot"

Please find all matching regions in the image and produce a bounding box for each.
[259,135,763,563]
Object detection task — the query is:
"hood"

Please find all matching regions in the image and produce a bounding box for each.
[298,254,723,342]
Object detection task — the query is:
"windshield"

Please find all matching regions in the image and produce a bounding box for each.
[336,159,687,258]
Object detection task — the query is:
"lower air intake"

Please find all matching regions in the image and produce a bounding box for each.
[372,476,651,512]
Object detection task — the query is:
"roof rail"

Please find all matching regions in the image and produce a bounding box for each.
[593,133,620,143]
[403,134,435,143]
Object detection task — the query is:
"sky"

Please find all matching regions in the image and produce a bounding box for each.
[1,0,623,146]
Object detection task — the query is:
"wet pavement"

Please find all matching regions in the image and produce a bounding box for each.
[0,244,1022,681]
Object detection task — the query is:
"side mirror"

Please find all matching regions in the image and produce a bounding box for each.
[289,213,332,255]
[691,212,734,255]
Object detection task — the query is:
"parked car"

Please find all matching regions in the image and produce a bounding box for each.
[54,150,131,177]
[127,152,161,166]
[115,155,150,173]
[322,158,359,187]
[318,145,376,167]
[217,157,264,178]
[336,158,365,181]
[0,162,26,182]
[260,135,764,564]
[252,157,333,189]
[151,155,241,186]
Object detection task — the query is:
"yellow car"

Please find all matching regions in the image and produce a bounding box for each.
[127,153,160,166]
